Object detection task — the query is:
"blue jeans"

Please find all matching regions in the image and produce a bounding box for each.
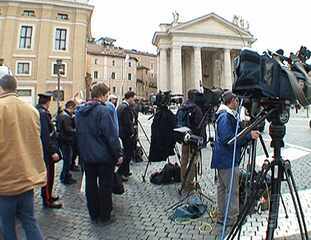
[0,190,43,240]
[60,143,73,183]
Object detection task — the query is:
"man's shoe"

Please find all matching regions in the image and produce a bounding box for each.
[120,175,129,182]
[44,202,63,209]
[71,165,80,172]
[62,178,77,185]
[51,196,60,202]
[100,217,116,226]
[126,172,132,177]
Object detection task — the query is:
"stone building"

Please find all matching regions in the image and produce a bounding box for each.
[129,50,157,99]
[0,0,93,106]
[152,12,256,96]
[87,39,157,100]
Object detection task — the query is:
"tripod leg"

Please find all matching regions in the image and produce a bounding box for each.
[284,164,309,239]
[142,159,151,182]
[227,168,270,240]
[138,120,151,144]
[179,148,196,195]
[280,194,289,218]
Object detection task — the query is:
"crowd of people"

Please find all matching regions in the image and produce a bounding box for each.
[0,66,260,239]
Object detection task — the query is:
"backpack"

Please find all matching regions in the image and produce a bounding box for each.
[176,106,194,128]
[150,162,181,185]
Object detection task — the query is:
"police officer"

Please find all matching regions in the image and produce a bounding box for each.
[36,92,62,209]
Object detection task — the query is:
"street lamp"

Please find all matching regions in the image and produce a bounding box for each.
[56,59,63,115]
[121,54,130,100]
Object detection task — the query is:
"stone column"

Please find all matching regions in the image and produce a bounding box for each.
[159,47,168,91]
[193,47,202,90]
[224,48,232,90]
[171,46,183,94]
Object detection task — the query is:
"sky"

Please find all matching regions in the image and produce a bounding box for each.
[89,0,310,57]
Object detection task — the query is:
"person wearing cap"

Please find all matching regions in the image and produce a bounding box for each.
[0,74,46,239]
[57,100,77,185]
[36,92,62,209]
[211,90,260,227]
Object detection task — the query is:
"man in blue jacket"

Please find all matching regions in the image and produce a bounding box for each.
[76,83,122,223]
[211,91,259,227]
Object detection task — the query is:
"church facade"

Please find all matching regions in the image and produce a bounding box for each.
[152,13,256,95]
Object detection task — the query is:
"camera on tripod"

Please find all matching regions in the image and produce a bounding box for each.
[226,47,311,240]
[233,46,311,106]
[174,127,204,148]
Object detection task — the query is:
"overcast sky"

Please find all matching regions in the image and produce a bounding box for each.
[89,0,310,56]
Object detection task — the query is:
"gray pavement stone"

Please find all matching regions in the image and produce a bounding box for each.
[4,113,310,240]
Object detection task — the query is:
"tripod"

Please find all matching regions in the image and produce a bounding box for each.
[166,143,215,212]
[227,103,309,240]
[141,109,181,182]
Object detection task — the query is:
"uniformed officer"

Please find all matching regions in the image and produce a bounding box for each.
[36,92,63,209]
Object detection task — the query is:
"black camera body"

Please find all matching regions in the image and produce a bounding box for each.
[233,48,311,106]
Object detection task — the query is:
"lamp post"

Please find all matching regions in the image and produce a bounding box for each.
[121,54,130,100]
[56,59,63,115]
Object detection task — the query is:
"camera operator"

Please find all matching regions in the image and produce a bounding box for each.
[178,89,203,193]
[211,91,260,227]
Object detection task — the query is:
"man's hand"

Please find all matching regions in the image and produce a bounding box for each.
[116,157,123,166]
[250,130,260,140]
[51,153,60,162]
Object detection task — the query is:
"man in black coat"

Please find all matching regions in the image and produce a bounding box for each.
[117,91,136,181]
[36,92,62,209]
[58,100,77,185]
[76,83,122,223]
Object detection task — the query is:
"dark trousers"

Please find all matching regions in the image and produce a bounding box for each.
[0,190,43,240]
[60,143,73,183]
[117,138,134,176]
[84,163,113,221]
[41,161,55,206]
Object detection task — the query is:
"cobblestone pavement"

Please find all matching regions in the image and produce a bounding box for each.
[11,109,311,240]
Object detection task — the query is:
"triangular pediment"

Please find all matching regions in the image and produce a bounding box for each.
[170,13,252,38]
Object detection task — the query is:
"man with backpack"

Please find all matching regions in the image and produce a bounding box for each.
[177,89,203,193]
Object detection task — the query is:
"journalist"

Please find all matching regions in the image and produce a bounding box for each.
[211,90,260,226]
[76,83,122,223]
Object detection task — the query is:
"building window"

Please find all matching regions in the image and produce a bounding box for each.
[57,13,69,20]
[129,87,132,91]
[19,26,33,49]
[52,63,66,76]
[112,60,115,66]
[22,10,35,17]
[128,73,132,80]
[55,28,67,51]
[16,62,31,75]
[128,61,132,67]
[95,59,98,64]
[112,87,116,93]
[111,72,115,79]
[94,71,98,79]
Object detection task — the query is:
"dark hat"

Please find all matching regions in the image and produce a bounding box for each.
[38,91,54,98]
[276,49,284,56]
[222,90,237,104]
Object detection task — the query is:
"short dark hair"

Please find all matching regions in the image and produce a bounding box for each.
[65,100,76,109]
[124,91,135,99]
[187,89,199,101]
[38,96,51,105]
[91,83,110,99]
[0,75,17,92]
